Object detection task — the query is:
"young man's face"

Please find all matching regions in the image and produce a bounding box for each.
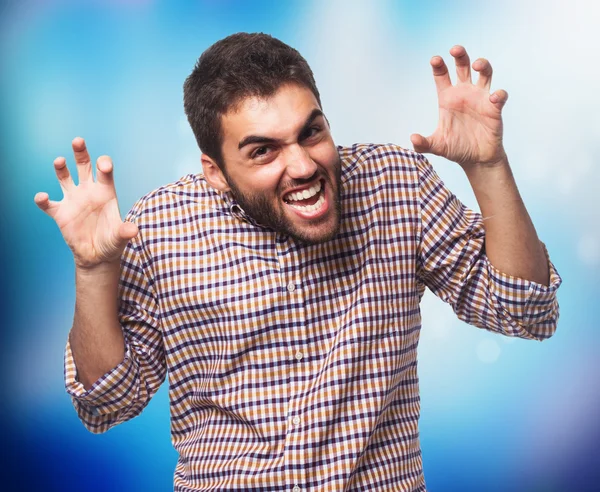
[204,83,342,245]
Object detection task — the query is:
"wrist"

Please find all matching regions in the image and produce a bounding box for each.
[462,154,511,181]
[74,261,121,316]
[75,260,121,281]
[460,148,508,172]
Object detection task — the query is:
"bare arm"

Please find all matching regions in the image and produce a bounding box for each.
[70,262,125,389]
[35,137,138,389]
[463,158,549,285]
[411,45,549,285]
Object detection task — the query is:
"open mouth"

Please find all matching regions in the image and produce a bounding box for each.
[282,179,328,218]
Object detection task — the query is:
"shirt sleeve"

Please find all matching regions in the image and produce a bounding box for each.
[414,154,562,341]
[64,229,167,434]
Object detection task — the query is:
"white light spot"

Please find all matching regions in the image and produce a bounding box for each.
[476,339,501,363]
[594,112,600,139]
[179,117,193,137]
[428,319,451,340]
[555,170,574,196]
[419,291,454,342]
[176,156,201,179]
[578,234,600,266]
[520,150,549,183]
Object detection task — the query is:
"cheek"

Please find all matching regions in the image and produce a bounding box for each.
[248,166,285,197]
[311,144,339,175]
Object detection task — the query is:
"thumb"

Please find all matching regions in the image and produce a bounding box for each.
[101,221,138,263]
[117,221,139,245]
[410,133,433,154]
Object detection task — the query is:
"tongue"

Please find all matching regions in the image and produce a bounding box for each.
[290,190,320,206]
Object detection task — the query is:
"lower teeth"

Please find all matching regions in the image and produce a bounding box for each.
[290,193,325,213]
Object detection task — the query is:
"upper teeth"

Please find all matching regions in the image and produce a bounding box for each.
[285,181,322,202]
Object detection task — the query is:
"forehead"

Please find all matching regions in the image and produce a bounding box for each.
[221,84,321,144]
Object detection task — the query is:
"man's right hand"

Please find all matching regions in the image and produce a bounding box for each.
[34,137,139,269]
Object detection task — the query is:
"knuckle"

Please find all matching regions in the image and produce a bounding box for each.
[478,58,491,71]
[431,56,444,67]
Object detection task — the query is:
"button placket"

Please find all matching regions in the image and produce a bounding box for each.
[275,239,306,490]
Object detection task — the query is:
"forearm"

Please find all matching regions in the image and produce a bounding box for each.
[462,157,549,286]
[70,262,126,390]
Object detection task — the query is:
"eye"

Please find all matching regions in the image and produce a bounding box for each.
[302,126,322,140]
[251,146,272,159]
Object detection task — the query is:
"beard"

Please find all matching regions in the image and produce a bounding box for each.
[223,155,342,245]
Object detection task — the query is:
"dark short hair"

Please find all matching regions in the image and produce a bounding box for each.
[183,32,322,170]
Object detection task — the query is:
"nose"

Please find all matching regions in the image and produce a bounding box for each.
[285,144,318,180]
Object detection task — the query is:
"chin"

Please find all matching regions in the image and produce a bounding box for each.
[286,217,340,245]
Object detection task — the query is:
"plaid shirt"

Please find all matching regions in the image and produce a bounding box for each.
[65,143,562,491]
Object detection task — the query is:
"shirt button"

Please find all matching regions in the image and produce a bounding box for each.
[292,485,301,492]
[292,416,301,426]
[287,282,296,292]
[295,351,304,361]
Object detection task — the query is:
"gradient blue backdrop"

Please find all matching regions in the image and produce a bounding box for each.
[3,0,599,490]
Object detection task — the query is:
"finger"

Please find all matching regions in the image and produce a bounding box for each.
[490,89,509,110]
[53,156,75,193]
[450,45,471,84]
[72,136,93,184]
[430,56,452,94]
[473,58,493,90]
[410,133,433,154]
[119,221,139,242]
[113,221,139,253]
[34,192,60,218]
[96,155,115,187]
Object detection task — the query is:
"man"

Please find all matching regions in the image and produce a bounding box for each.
[35,33,561,491]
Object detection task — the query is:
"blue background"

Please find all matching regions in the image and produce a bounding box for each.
[2,0,599,490]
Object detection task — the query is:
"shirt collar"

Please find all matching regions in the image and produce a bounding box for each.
[214,188,272,230]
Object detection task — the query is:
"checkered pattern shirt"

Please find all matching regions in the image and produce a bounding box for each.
[65,143,562,491]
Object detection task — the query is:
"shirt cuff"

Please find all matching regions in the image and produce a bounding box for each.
[64,339,139,416]
[487,241,562,339]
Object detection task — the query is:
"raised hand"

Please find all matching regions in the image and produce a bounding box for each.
[410,45,508,168]
[34,137,138,269]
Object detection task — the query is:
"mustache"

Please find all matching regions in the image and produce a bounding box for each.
[279,155,342,194]
[278,171,322,194]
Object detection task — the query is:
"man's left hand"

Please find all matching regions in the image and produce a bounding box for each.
[410,45,508,169]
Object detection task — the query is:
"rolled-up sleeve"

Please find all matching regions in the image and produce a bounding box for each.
[65,341,142,431]
[415,154,562,341]
[64,218,167,433]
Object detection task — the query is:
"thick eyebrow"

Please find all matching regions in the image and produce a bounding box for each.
[237,108,325,151]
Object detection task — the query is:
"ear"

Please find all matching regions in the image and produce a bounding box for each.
[201,154,230,192]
